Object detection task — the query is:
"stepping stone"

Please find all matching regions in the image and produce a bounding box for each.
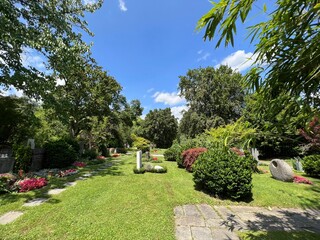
[82,173,92,177]
[76,177,87,181]
[0,211,24,225]
[23,198,48,207]
[48,188,66,195]
[191,226,213,240]
[63,182,77,187]
[176,226,192,240]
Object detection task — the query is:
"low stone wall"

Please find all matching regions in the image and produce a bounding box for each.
[30,148,45,171]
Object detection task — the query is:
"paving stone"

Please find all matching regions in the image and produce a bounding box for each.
[82,173,92,177]
[191,226,213,240]
[211,228,239,240]
[176,216,206,227]
[174,206,184,217]
[214,206,235,219]
[0,211,24,225]
[205,218,225,228]
[76,177,87,181]
[63,182,77,187]
[197,204,220,219]
[48,188,67,195]
[183,204,201,216]
[175,226,192,240]
[23,198,48,207]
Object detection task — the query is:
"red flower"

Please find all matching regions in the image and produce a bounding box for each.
[97,155,106,160]
[153,157,158,161]
[18,178,47,192]
[293,175,313,185]
[73,161,87,168]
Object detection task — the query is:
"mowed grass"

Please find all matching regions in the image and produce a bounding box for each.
[0,154,319,239]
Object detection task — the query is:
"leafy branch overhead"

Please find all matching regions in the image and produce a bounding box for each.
[198,0,320,115]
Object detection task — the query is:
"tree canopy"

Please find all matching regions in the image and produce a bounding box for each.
[142,108,178,148]
[179,65,245,138]
[0,0,103,97]
[197,0,320,116]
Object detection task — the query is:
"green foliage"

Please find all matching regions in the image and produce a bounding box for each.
[133,167,146,174]
[141,108,178,148]
[0,0,103,97]
[302,155,320,177]
[44,140,78,168]
[82,149,98,160]
[197,0,320,117]
[132,134,150,153]
[164,140,182,161]
[0,96,39,144]
[206,119,256,149]
[193,147,254,200]
[0,173,17,194]
[13,144,32,173]
[179,65,245,137]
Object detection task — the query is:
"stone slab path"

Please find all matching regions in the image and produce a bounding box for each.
[0,211,24,225]
[174,204,320,240]
[23,198,48,207]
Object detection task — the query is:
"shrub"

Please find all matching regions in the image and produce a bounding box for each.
[73,161,86,168]
[0,173,17,194]
[116,148,127,154]
[132,134,150,153]
[17,177,47,192]
[133,167,146,174]
[193,147,255,200]
[44,140,78,168]
[182,148,207,172]
[164,141,182,162]
[82,149,98,160]
[13,144,32,173]
[302,155,320,177]
[63,137,80,154]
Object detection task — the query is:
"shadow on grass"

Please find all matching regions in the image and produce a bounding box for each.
[239,231,320,240]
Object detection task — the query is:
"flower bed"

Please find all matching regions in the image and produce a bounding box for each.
[73,161,87,168]
[112,154,120,157]
[96,155,106,160]
[60,169,78,177]
[18,178,47,192]
[293,175,313,185]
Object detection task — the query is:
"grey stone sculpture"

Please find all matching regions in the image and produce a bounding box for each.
[269,159,294,182]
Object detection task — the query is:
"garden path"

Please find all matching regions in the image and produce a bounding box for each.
[175,204,320,240]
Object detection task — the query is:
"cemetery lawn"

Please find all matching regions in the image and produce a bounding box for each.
[0,154,319,239]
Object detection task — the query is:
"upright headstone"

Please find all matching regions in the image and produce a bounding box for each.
[27,139,35,149]
[136,150,142,169]
[294,157,304,172]
[250,148,259,161]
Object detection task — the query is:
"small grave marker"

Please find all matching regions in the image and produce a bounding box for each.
[136,150,142,169]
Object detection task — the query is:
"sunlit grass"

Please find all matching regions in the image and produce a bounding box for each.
[0,154,319,239]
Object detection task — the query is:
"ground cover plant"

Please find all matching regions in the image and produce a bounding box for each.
[0,154,319,239]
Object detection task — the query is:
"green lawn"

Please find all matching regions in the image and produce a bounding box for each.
[0,154,319,239]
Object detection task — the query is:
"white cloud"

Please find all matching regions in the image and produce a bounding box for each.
[197,52,210,62]
[171,105,189,121]
[147,88,154,93]
[153,91,186,106]
[216,50,257,72]
[1,86,24,98]
[119,0,127,11]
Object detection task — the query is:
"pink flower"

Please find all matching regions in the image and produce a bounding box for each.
[97,155,106,160]
[73,161,87,168]
[153,157,158,161]
[18,178,47,192]
[293,175,313,185]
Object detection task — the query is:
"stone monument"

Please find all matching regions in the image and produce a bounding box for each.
[269,159,294,182]
[136,150,142,169]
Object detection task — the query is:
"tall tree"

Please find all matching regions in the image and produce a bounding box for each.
[197,0,320,116]
[0,0,103,97]
[179,65,245,137]
[142,108,178,148]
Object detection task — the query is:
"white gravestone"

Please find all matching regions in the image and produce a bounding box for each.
[136,151,142,169]
[27,139,35,149]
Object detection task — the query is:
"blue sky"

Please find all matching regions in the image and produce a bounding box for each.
[3,0,271,120]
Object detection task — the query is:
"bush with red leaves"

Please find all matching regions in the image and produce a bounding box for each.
[293,175,313,185]
[182,148,207,172]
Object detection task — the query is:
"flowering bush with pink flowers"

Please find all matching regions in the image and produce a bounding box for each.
[97,155,106,160]
[293,175,313,185]
[18,178,47,192]
[73,161,87,168]
[60,169,78,177]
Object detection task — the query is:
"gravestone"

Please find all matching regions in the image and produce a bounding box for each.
[269,159,294,182]
[30,148,45,171]
[136,150,142,169]
[27,139,35,149]
[0,148,14,173]
[250,148,259,161]
[293,157,304,172]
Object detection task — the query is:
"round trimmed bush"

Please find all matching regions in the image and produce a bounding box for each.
[133,167,146,174]
[44,140,78,168]
[302,155,320,177]
[193,147,255,200]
